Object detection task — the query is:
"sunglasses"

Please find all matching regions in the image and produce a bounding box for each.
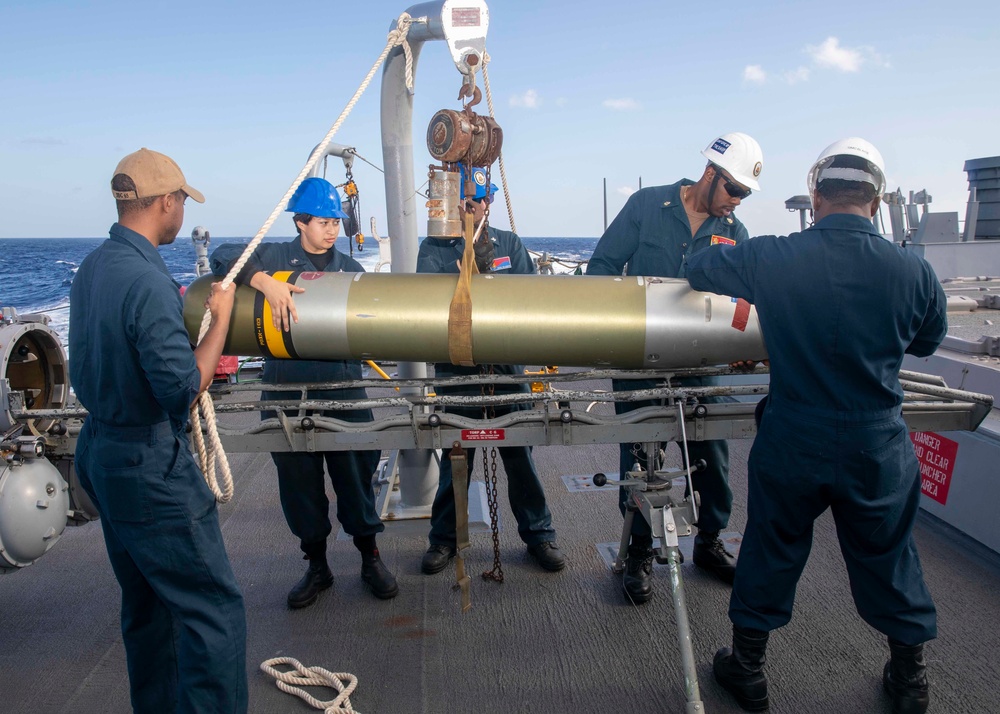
[471,193,496,205]
[720,172,752,200]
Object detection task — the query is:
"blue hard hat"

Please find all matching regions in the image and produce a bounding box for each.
[286,177,348,218]
[459,165,499,201]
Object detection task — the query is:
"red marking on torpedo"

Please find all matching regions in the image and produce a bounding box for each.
[731,299,751,332]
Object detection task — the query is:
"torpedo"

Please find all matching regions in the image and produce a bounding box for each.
[182,272,767,369]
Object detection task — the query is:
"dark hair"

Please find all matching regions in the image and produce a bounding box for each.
[816,155,878,207]
[112,174,157,216]
[292,213,313,236]
[112,175,184,218]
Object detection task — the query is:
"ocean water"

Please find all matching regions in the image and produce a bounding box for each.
[0,235,598,346]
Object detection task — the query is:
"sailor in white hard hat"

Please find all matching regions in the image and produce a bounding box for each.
[686,138,944,714]
[587,132,764,601]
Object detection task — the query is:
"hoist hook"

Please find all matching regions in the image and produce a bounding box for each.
[457,83,482,109]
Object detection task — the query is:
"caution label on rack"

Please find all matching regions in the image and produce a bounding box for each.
[461,429,506,441]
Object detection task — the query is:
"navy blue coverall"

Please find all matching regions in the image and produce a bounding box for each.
[588,180,747,541]
[686,213,947,644]
[211,239,383,560]
[70,223,248,714]
[416,227,556,548]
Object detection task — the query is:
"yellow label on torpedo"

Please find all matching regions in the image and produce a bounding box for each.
[260,271,293,359]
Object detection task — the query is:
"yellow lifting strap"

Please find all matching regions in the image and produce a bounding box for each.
[447,211,479,367]
[449,442,473,612]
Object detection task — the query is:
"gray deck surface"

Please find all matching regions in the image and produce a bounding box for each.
[3,375,999,714]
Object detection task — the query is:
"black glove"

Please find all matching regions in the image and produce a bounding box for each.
[473,233,495,273]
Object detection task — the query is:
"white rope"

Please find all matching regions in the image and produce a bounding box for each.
[188,12,422,503]
[481,50,517,235]
[260,657,361,714]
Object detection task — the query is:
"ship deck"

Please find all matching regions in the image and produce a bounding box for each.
[3,374,999,714]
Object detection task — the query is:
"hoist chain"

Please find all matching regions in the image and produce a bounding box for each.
[481,364,504,583]
[483,163,492,225]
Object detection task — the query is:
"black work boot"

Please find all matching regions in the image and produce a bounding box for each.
[713,625,770,712]
[421,544,456,574]
[527,542,566,572]
[287,554,335,610]
[354,535,399,600]
[622,542,654,604]
[693,530,737,585]
[883,639,930,714]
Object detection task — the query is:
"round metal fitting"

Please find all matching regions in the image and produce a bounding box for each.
[428,413,442,427]
[560,409,573,423]
[426,109,473,162]
[301,417,315,431]
[694,405,708,418]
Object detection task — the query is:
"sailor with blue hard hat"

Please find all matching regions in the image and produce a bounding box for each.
[459,164,499,203]
[287,176,350,218]
[415,166,566,575]
[210,175,399,608]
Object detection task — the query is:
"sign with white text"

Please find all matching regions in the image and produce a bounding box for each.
[911,431,958,505]
[461,429,505,441]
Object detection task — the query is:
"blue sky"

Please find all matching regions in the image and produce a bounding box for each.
[1,0,998,239]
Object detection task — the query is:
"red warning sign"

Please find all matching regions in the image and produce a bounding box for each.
[461,429,505,441]
[910,431,958,505]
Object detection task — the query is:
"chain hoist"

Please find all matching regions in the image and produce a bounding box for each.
[425,68,503,240]
[337,167,365,259]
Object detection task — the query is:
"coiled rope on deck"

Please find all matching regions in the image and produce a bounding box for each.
[260,657,361,714]
[189,12,423,504]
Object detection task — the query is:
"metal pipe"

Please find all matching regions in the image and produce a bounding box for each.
[307,143,356,178]
[603,177,607,233]
[963,186,979,242]
[380,1,489,510]
[182,273,768,369]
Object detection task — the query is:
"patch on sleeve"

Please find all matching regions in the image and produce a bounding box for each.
[711,235,736,246]
[491,255,512,271]
[731,298,751,332]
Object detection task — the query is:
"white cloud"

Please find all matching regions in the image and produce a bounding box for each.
[510,89,540,108]
[783,66,810,84]
[807,37,863,72]
[617,186,635,198]
[743,65,767,84]
[603,98,640,111]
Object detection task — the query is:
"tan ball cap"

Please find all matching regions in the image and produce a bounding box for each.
[111,148,205,203]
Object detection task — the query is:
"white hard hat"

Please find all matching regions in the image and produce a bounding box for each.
[807,137,886,198]
[701,132,763,191]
